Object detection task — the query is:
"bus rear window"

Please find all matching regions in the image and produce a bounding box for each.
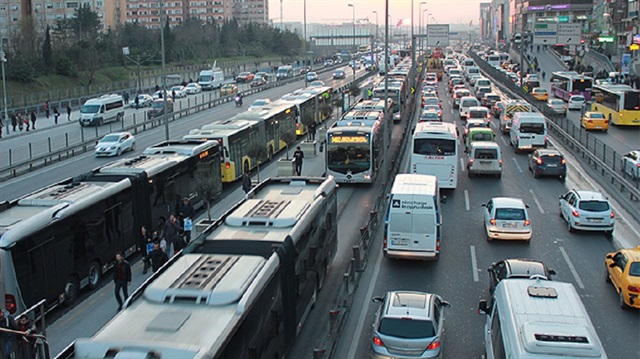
[413,139,456,156]
[624,92,640,110]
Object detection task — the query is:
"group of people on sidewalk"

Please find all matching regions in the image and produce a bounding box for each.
[0,309,40,359]
[113,197,196,311]
[0,100,72,139]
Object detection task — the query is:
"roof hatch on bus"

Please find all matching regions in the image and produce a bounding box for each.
[225,199,309,227]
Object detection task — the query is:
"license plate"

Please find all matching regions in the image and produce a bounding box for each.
[480,161,491,164]
[521,145,532,149]
[547,164,557,167]
[391,239,408,246]
[502,222,516,228]
[588,218,603,223]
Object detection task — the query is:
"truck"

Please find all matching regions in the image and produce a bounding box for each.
[499,99,532,134]
[426,57,444,81]
[198,64,225,90]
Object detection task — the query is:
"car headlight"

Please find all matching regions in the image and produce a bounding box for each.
[110,146,117,150]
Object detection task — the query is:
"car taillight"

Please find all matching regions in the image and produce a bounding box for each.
[572,210,580,217]
[561,158,566,165]
[524,220,531,226]
[536,158,543,165]
[499,159,503,166]
[636,163,640,168]
[296,123,300,127]
[426,341,441,350]
[490,219,496,225]
[373,335,385,347]
[468,158,474,164]
[5,295,16,314]
[225,162,231,169]
[628,285,640,293]
[610,212,615,219]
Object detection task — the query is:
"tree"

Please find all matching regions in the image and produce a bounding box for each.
[194,174,220,222]
[42,26,53,72]
[246,142,268,182]
[332,97,344,117]
[280,129,297,159]
[349,83,361,98]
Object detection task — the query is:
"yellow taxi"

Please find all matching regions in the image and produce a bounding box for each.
[530,87,548,101]
[581,111,609,132]
[220,83,238,96]
[605,246,640,309]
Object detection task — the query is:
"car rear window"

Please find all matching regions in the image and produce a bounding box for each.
[541,155,563,164]
[379,318,435,338]
[470,132,493,141]
[578,200,610,212]
[462,100,478,107]
[474,149,498,159]
[495,208,525,220]
[469,110,487,118]
[629,262,640,277]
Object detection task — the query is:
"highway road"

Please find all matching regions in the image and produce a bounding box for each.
[327,71,640,358]
[0,65,369,202]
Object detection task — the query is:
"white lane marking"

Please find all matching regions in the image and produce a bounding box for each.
[460,158,466,171]
[559,246,585,289]
[511,157,523,173]
[529,189,545,214]
[450,109,454,114]
[464,190,470,211]
[470,245,479,282]
[347,232,385,359]
[500,136,508,147]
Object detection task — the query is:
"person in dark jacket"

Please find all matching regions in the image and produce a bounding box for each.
[30,111,36,130]
[112,252,132,311]
[139,226,153,275]
[242,172,252,195]
[178,197,195,243]
[148,241,169,273]
[0,309,18,359]
[163,214,181,256]
[17,316,36,359]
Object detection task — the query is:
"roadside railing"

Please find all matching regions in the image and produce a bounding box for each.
[0,299,52,359]
[468,51,639,212]
[0,63,364,182]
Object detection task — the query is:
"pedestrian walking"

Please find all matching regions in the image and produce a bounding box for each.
[44,100,50,119]
[123,92,129,105]
[155,84,160,92]
[0,116,3,139]
[178,197,195,244]
[171,90,176,101]
[30,111,36,130]
[53,107,60,124]
[542,71,546,80]
[163,214,181,257]
[10,113,17,132]
[139,226,153,275]
[293,146,304,176]
[66,104,72,121]
[0,309,18,359]
[22,113,30,132]
[148,241,168,273]
[17,113,23,132]
[112,252,131,311]
[242,172,252,195]
[134,95,140,108]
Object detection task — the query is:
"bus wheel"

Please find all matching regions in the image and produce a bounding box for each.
[63,276,80,306]
[87,261,102,289]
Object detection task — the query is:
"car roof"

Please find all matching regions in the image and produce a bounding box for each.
[470,141,499,148]
[383,291,433,319]
[503,258,548,278]
[573,190,607,201]
[535,149,562,156]
[619,247,640,261]
[469,106,488,111]
[491,197,526,208]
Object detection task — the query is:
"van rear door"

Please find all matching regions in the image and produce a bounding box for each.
[386,195,438,258]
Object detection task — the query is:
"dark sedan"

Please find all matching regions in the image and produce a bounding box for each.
[488,258,555,297]
[332,69,346,79]
[528,149,567,180]
[250,77,266,87]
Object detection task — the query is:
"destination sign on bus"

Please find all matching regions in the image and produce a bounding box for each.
[329,135,369,144]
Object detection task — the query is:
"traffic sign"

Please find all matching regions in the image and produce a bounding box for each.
[533,23,557,45]
[427,25,450,47]
[556,23,582,45]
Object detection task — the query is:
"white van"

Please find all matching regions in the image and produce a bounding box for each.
[459,96,480,120]
[384,174,442,260]
[79,94,125,127]
[510,113,547,151]
[474,78,492,90]
[198,67,225,90]
[462,58,475,69]
[465,66,480,81]
[479,279,607,359]
[467,142,502,178]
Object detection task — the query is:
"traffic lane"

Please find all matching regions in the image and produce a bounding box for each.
[564,108,639,156]
[0,69,365,201]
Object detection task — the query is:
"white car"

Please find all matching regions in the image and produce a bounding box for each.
[306,72,319,82]
[130,94,153,108]
[559,190,615,235]
[95,132,136,157]
[308,80,325,87]
[248,99,272,111]
[184,83,202,94]
[621,150,640,179]
[482,197,532,242]
[170,86,187,98]
[567,95,586,110]
[152,90,170,100]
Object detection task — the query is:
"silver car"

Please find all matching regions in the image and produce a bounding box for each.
[130,94,153,108]
[546,99,567,115]
[567,95,585,110]
[371,291,450,359]
[95,132,136,157]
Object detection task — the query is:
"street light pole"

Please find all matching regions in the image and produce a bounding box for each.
[348,3,356,82]
[419,2,426,58]
[159,0,169,141]
[1,50,8,135]
[373,11,379,46]
[303,0,307,58]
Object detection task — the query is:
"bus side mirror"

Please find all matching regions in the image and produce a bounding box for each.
[478,300,489,315]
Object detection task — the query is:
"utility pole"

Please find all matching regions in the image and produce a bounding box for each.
[1,50,8,135]
[159,0,169,141]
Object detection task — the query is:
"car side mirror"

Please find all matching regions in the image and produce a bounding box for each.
[478,300,489,315]
[548,269,557,276]
[609,263,616,268]
[606,254,613,260]
[525,204,530,208]
[481,203,486,207]
[372,296,384,304]
[441,301,451,308]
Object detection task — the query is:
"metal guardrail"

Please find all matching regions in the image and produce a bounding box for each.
[468,51,640,209]
[583,49,616,73]
[0,64,363,182]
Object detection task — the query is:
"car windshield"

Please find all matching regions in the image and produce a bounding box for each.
[186,84,196,88]
[151,102,164,108]
[101,135,120,142]
[589,113,605,119]
[629,262,640,277]
[81,104,100,113]
[578,200,610,212]
[379,318,435,338]
[252,100,268,106]
[495,208,525,220]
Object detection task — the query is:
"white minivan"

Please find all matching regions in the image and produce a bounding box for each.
[459,96,481,120]
[79,94,125,127]
[510,112,547,151]
[467,141,502,178]
[384,174,442,260]
[465,66,481,81]
[478,279,607,359]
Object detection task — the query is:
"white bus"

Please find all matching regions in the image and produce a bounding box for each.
[410,122,459,189]
[79,94,125,127]
[486,54,501,67]
[326,121,383,184]
[63,177,338,359]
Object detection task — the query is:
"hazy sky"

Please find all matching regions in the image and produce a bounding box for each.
[267,0,482,26]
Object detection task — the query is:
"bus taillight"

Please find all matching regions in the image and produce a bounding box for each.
[5,294,16,314]
[225,162,231,169]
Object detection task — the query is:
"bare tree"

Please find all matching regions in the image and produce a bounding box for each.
[246,142,268,182]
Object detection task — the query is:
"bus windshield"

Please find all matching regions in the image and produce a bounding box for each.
[327,144,370,174]
[413,139,456,156]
